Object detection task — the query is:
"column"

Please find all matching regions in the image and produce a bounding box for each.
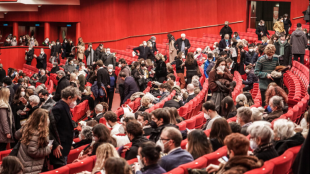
[13,22,18,39]
[44,22,50,39]
[76,22,81,44]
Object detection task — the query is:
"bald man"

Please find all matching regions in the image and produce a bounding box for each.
[183,84,196,104]
[219,34,231,53]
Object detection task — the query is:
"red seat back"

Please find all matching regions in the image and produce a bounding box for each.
[67,157,94,174]
[41,166,70,174]
[268,151,294,174]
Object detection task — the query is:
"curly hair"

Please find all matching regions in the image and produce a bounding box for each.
[20,108,49,148]
[264,44,276,55]
[265,86,288,105]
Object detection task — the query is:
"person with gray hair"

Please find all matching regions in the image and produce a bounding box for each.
[251,107,264,121]
[174,33,191,55]
[247,121,279,161]
[72,126,93,149]
[20,95,40,124]
[50,86,81,169]
[53,70,70,102]
[183,83,196,104]
[235,93,248,108]
[273,119,305,155]
[263,96,284,122]
[191,79,200,95]
[237,106,252,136]
[148,36,158,53]
[87,104,104,123]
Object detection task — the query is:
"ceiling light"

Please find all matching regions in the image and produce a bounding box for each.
[4,12,7,14]
[38,5,42,7]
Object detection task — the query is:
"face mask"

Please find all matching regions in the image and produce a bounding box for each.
[137,155,144,169]
[250,139,258,150]
[107,50,111,54]
[40,98,45,103]
[280,20,283,22]
[182,55,185,58]
[204,113,210,119]
[245,69,250,73]
[41,51,44,54]
[225,39,229,42]
[150,121,158,129]
[231,41,233,45]
[221,65,226,71]
[20,91,25,97]
[57,42,60,45]
[157,139,169,152]
[160,91,163,94]
[108,69,112,72]
[143,43,147,46]
[69,100,77,108]
[281,41,285,43]
[274,40,277,42]
[261,23,264,26]
[118,64,122,68]
[267,55,273,60]
[56,76,60,80]
[213,45,216,48]
[74,64,77,67]
[249,49,254,52]
[70,61,74,64]
[65,40,67,43]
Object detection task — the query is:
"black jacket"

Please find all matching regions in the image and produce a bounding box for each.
[95,47,103,62]
[274,133,304,156]
[256,25,270,40]
[219,39,231,52]
[38,74,47,84]
[274,41,292,66]
[143,126,153,136]
[25,49,34,61]
[125,136,149,160]
[133,46,153,59]
[242,72,258,89]
[174,38,191,55]
[53,76,70,102]
[103,53,116,68]
[72,139,92,149]
[245,51,259,65]
[155,59,167,79]
[184,94,196,104]
[210,138,223,152]
[40,97,56,111]
[51,100,75,156]
[36,53,47,69]
[175,58,184,73]
[50,66,59,74]
[0,68,6,84]
[149,124,179,143]
[97,67,110,90]
[163,99,184,109]
[254,143,279,161]
[220,25,233,39]
[87,113,104,123]
[148,39,158,52]
[283,18,292,30]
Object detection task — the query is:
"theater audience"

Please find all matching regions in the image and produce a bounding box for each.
[273,119,305,155]
[175,52,186,89]
[237,107,252,136]
[163,93,184,109]
[184,53,198,84]
[104,157,132,174]
[133,41,153,60]
[204,53,216,78]
[219,34,231,53]
[256,20,269,41]
[153,83,170,104]
[90,124,116,156]
[235,93,248,108]
[220,96,237,119]
[166,107,183,124]
[220,21,232,39]
[154,54,167,83]
[247,121,278,161]
[243,65,258,91]
[187,129,213,159]
[229,122,241,133]
[135,111,153,136]
[72,126,92,149]
[265,85,288,113]
[251,107,264,121]
[158,127,194,172]
[53,70,70,102]
[183,84,196,104]
[263,96,284,122]
[92,143,119,174]
[87,104,105,123]
[38,89,55,111]
[120,72,139,104]
[274,34,292,66]
[291,23,308,64]
[202,101,221,130]
[104,111,122,136]
[209,118,232,151]
[138,95,153,111]
[0,156,24,174]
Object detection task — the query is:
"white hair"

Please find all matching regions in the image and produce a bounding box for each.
[108,64,113,69]
[274,119,295,140]
[95,104,103,112]
[269,96,284,110]
[247,121,273,143]
[191,79,199,88]
[236,94,248,106]
[29,95,40,104]
[196,48,202,52]
[181,33,186,37]
[187,84,194,91]
[251,107,264,121]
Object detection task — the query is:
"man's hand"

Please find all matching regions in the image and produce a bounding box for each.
[267,74,274,81]
[53,145,63,158]
[6,134,11,139]
[217,70,224,75]
[185,47,187,50]
[86,110,91,117]
[134,162,141,172]
[107,85,110,88]
[137,53,140,56]
[206,164,220,173]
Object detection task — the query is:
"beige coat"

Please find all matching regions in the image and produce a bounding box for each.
[273,21,285,33]
[15,129,51,174]
[77,44,85,60]
[0,100,14,143]
[169,40,177,63]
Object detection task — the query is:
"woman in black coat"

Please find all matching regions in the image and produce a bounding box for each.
[283,14,292,35]
[235,42,246,75]
[184,52,198,84]
[274,35,292,66]
[256,20,270,41]
[62,38,69,59]
[155,54,167,83]
[67,39,75,58]
[131,62,144,91]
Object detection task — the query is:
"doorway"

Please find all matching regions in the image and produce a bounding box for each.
[249,1,291,30]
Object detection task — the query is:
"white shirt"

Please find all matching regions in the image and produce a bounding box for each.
[110,122,122,136]
[206,115,221,130]
[113,135,130,147]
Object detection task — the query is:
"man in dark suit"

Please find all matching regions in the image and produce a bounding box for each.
[49,86,80,169]
[2,77,15,104]
[87,104,104,123]
[219,34,231,53]
[94,44,104,63]
[36,69,47,84]
[103,48,116,68]
[120,72,139,104]
[39,89,56,111]
[159,127,194,172]
[53,70,70,102]
[96,60,110,102]
[174,33,191,55]
[148,36,158,53]
[244,44,259,66]
[220,21,233,39]
[183,84,196,104]
[25,46,34,65]
[133,41,153,60]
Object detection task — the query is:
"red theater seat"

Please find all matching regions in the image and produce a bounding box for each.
[267,151,294,174]
[244,163,274,174]
[67,157,94,174]
[179,156,208,172]
[41,166,70,174]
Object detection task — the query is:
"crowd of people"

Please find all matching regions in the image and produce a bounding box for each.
[0,18,309,174]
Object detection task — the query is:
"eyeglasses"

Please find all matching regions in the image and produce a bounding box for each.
[159,138,170,142]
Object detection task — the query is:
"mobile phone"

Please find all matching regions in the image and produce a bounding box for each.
[222,156,229,162]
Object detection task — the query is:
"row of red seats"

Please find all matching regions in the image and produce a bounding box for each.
[18,64,38,77]
[283,71,302,107]
[231,71,243,101]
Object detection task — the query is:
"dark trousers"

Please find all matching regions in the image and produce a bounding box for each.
[50,155,67,169]
[119,84,125,106]
[243,86,253,92]
[158,77,166,83]
[26,59,32,65]
[260,89,266,107]
[107,89,114,111]
[0,143,7,151]
[293,54,305,64]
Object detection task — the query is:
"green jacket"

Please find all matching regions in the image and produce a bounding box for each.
[254,55,279,90]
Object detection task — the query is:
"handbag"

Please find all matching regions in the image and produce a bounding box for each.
[9,141,21,156]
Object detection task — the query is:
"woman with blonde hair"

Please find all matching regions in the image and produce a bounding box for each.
[15,108,51,174]
[70,73,78,87]
[138,95,153,112]
[92,143,119,174]
[0,88,15,151]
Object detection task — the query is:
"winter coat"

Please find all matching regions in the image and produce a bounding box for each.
[40,97,56,112]
[0,100,15,143]
[103,53,116,68]
[116,66,131,93]
[53,76,70,102]
[244,51,259,66]
[169,39,177,63]
[256,25,270,40]
[84,48,95,66]
[125,136,149,160]
[155,59,167,80]
[273,21,285,33]
[77,44,85,60]
[208,68,233,93]
[15,129,51,174]
[220,25,233,39]
[291,29,308,54]
[149,124,179,143]
[123,76,139,104]
[254,143,279,162]
[36,53,47,70]
[274,41,292,66]
[174,38,191,55]
[263,109,283,122]
[274,133,305,156]
[242,70,258,89]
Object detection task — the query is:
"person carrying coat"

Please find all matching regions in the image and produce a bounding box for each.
[290,23,308,64]
[256,20,270,41]
[25,47,34,65]
[274,34,292,66]
[220,21,233,39]
[174,33,191,55]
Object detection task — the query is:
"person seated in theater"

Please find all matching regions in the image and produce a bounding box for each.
[153,74,177,87]
[124,121,149,160]
[273,119,305,156]
[244,44,259,66]
[163,93,184,109]
[86,104,105,123]
[134,141,166,174]
[204,53,216,78]
[64,58,76,74]
[202,101,222,130]
[72,126,93,149]
[104,111,122,136]
[229,122,241,133]
[183,84,196,104]
[13,78,25,92]
[138,95,154,112]
[153,83,170,104]
[158,127,194,172]
[219,34,231,53]
[247,121,279,161]
[50,62,60,74]
[243,65,258,92]
[220,21,233,39]
[174,33,191,55]
[120,72,139,104]
[192,75,202,90]
[186,129,213,160]
[92,143,120,174]
[194,48,206,61]
[265,85,288,113]
[251,107,264,122]
[191,79,201,95]
[38,89,55,111]
[236,107,252,136]
[149,108,178,143]
[136,111,153,136]
[133,41,154,60]
[31,69,47,86]
[220,96,237,119]
[209,118,232,151]
[203,133,263,174]
[235,93,248,108]
[263,96,284,122]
